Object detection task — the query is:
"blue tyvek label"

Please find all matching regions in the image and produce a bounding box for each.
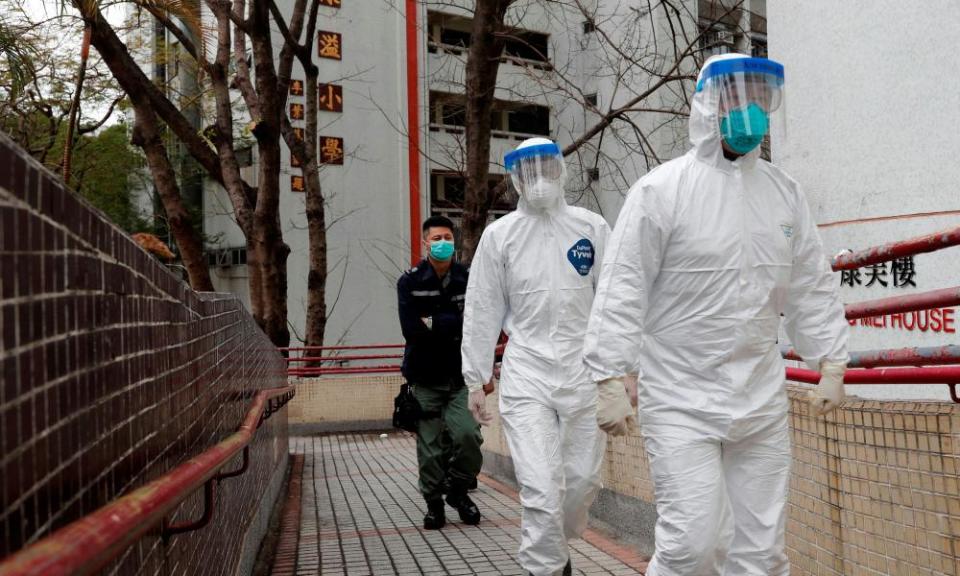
[567,238,595,276]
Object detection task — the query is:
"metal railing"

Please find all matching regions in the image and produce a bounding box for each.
[0,386,296,576]
[283,343,509,378]
[782,224,960,402]
[283,344,405,377]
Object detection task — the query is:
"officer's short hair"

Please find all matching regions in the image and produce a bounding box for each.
[422,215,455,234]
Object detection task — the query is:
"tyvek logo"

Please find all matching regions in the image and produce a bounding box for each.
[780,224,793,239]
[567,238,595,276]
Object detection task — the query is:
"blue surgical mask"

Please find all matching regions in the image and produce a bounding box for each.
[429,239,455,261]
[719,103,769,154]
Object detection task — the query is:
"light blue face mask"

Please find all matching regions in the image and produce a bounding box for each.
[429,239,455,262]
[720,103,769,154]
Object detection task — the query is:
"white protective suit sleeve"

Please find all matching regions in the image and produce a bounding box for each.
[584,185,668,382]
[461,230,508,393]
[781,182,850,370]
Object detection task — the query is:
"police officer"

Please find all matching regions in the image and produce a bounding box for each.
[398,215,483,530]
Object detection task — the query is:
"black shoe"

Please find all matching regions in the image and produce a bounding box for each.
[423,500,445,530]
[445,492,481,525]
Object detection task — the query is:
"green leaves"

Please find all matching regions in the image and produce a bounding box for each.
[0,15,37,98]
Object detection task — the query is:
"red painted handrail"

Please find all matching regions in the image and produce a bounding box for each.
[285,354,404,362]
[832,225,960,271]
[0,385,295,576]
[279,344,405,351]
[289,365,402,376]
[782,344,960,368]
[844,286,960,321]
[786,365,960,384]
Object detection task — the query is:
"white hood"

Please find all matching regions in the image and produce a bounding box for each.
[689,52,762,168]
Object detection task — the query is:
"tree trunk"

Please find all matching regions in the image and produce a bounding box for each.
[460,0,512,264]
[130,107,215,291]
[209,0,262,323]
[302,69,326,349]
[250,0,290,347]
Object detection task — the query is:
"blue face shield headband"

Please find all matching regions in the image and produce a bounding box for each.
[696,57,785,154]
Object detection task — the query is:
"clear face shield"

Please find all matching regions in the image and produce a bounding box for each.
[696,57,785,155]
[505,140,567,211]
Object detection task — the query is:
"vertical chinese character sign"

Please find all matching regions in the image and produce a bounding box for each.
[319,83,343,112]
[290,102,305,120]
[319,137,344,165]
[291,174,305,192]
[318,31,342,60]
[289,78,306,190]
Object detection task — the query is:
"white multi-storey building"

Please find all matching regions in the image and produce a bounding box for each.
[199,0,767,348]
[134,0,956,397]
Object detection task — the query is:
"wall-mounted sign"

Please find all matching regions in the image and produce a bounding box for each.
[319,83,343,112]
[290,103,305,121]
[291,174,305,192]
[319,136,344,165]
[840,257,917,289]
[318,31,342,60]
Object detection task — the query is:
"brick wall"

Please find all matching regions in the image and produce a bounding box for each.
[288,375,397,433]
[0,132,289,574]
[481,387,960,576]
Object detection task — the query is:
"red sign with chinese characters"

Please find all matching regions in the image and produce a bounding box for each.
[318,31,342,60]
[290,102,305,120]
[319,83,343,112]
[291,174,305,192]
[319,136,344,165]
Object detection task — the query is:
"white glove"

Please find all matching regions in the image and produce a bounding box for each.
[808,361,847,416]
[468,387,491,425]
[596,377,636,436]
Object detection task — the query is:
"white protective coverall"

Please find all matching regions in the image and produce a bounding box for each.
[583,54,850,575]
[462,139,609,576]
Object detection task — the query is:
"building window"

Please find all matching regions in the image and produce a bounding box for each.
[430,172,515,226]
[698,0,767,58]
[427,12,473,55]
[430,91,550,138]
[584,93,598,107]
[506,105,549,136]
[699,23,737,56]
[503,30,549,63]
[428,11,550,69]
[207,246,247,268]
[750,33,768,58]
[440,27,471,50]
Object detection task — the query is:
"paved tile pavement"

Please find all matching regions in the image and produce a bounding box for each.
[271,433,647,576]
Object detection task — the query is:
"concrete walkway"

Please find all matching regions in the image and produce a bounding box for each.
[270,433,648,576]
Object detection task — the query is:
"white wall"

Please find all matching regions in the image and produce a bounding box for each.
[200,0,415,348]
[769,0,960,399]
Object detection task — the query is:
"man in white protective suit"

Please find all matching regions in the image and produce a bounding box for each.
[584,53,850,575]
[461,137,610,576]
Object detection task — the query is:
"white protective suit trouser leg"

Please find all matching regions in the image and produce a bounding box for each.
[500,384,605,576]
[644,414,791,576]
